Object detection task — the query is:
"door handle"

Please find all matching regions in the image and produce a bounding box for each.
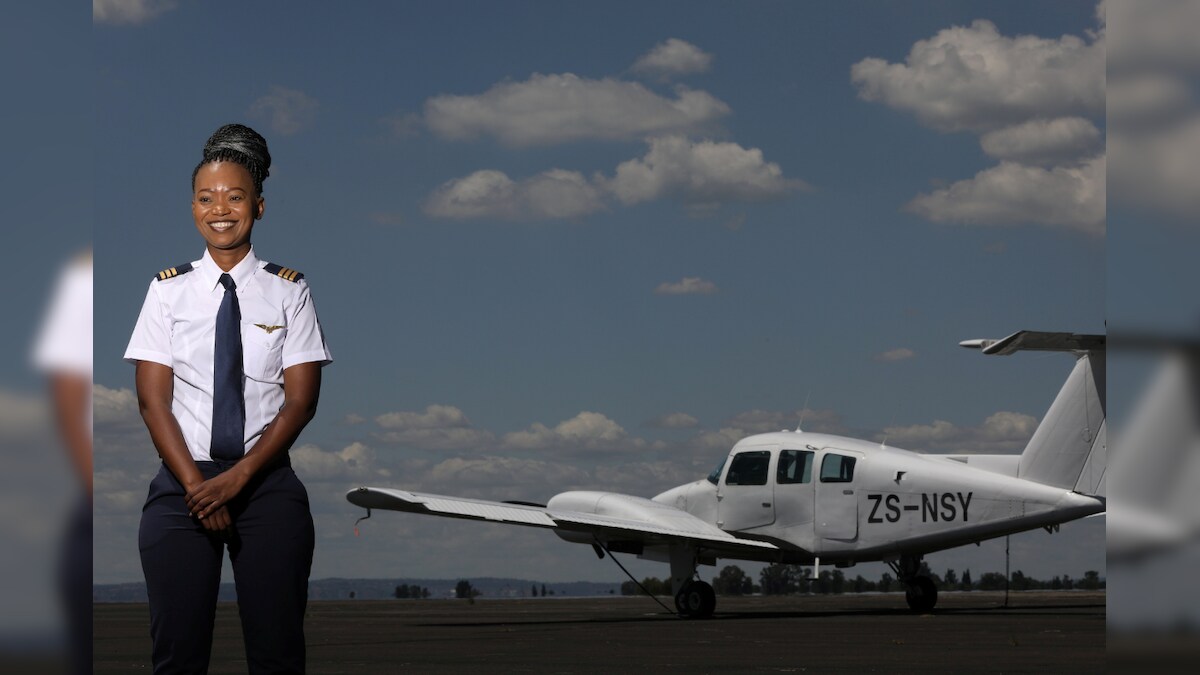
[762,502,771,508]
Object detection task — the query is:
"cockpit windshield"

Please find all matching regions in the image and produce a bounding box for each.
[706,457,727,485]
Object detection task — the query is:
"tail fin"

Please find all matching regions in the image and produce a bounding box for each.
[961,331,1106,495]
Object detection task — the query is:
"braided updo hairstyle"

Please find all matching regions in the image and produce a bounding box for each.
[191,123,272,195]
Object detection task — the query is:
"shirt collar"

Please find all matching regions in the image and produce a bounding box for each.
[199,247,260,293]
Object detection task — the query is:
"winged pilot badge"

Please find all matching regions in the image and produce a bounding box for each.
[254,324,285,334]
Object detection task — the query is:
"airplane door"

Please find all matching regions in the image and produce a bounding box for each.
[773,448,816,530]
[717,447,777,531]
[815,449,862,540]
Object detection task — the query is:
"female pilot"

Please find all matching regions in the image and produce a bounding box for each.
[125,123,332,674]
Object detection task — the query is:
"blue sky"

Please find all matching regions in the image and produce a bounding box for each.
[86,0,1107,585]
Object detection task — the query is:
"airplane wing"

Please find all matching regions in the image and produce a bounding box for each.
[347,487,780,560]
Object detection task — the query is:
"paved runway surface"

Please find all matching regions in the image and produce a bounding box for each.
[95,591,1104,673]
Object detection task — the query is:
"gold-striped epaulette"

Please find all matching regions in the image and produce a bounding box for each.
[155,263,194,281]
[263,262,305,282]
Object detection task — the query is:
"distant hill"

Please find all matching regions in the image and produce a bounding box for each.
[94,577,622,603]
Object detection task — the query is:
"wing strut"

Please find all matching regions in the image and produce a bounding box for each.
[593,537,676,616]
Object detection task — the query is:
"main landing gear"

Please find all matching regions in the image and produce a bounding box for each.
[890,554,938,613]
[669,545,716,619]
[674,580,716,619]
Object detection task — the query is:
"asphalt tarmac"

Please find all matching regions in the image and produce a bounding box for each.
[95,591,1104,673]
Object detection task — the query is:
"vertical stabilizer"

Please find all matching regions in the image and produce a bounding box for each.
[961,331,1106,494]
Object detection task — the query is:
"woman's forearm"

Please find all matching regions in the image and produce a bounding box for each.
[136,361,203,490]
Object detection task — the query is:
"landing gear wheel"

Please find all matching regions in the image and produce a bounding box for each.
[675,581,716,619]
[905,575,938,613]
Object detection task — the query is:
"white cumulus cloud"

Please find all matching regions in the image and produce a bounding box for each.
[878,411,1040,453]
[502,412,647,455]
[655,277,718,295]
[292,442,386,481]
[905,154,1106,235]
[426,456,590,493]
[851,19,1104,132]
[979,117,1103,166]
[248,85,319,135]
[94,0,176,24]
[646,412,700,429]
[423,169,605,220]
[93,385,139,427]
[374,405,495,450]
[853,12,1107,235]
[425,136,805,220]
[632,38,714,79]
[423,73,730,146]
[606,135,808,206]
[724,409,848,436]
[875,348,916,362]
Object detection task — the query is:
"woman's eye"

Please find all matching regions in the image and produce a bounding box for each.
[198,196,211,203]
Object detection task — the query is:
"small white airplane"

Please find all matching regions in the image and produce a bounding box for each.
[348,331,1106,618]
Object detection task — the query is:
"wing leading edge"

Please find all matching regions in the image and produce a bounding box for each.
[347,487,779,559]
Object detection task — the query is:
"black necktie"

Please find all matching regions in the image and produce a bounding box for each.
[211,273,245,460]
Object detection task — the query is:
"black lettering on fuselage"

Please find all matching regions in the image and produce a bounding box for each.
[922,493,938,522]
[867,494,884,523]
[868,491,973,524]
[941,492,957,521]
[885,494,901,522]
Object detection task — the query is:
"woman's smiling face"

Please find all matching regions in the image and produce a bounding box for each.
[192,161,264,257]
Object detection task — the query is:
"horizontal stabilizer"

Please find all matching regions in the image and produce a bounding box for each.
[959,331,1105,356]
[961,330,1106,495]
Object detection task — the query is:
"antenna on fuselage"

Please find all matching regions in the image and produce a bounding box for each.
[796,391,812,432]
[880,412,896,450]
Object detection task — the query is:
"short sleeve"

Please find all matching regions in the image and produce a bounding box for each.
[281,280,333,369]
[124,280,173,367]
[33,260,93,375]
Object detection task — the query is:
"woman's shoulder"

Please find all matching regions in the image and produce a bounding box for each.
[151,261,196,283]
[260,261,306,284]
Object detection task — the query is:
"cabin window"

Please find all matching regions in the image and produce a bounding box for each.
[777,449,814,484]
[706,457,727,485]
[819,454,856,483]
[725,450,770,486]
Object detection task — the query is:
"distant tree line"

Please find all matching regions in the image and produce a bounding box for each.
[393,584,431,599]
[455,580,481,599]
[619,564,1105,596]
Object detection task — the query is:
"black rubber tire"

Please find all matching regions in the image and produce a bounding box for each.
[694,581,716,618]
[675,581,716,619]
[674,584,691,616]
[905,575,938,613]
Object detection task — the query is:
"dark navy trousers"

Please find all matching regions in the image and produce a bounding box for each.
[139,459,314,675]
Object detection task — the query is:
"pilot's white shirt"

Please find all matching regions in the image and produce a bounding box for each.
[124,247,332,462]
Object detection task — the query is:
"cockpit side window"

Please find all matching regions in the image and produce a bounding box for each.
[725,450,771,486]
[706,457,727,485]
[819,453,856,483]
[777,449,814,484]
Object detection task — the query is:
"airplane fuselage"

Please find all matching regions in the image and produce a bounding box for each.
[648,430,1104,565]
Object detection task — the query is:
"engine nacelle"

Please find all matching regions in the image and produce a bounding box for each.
[547,490,705,544]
